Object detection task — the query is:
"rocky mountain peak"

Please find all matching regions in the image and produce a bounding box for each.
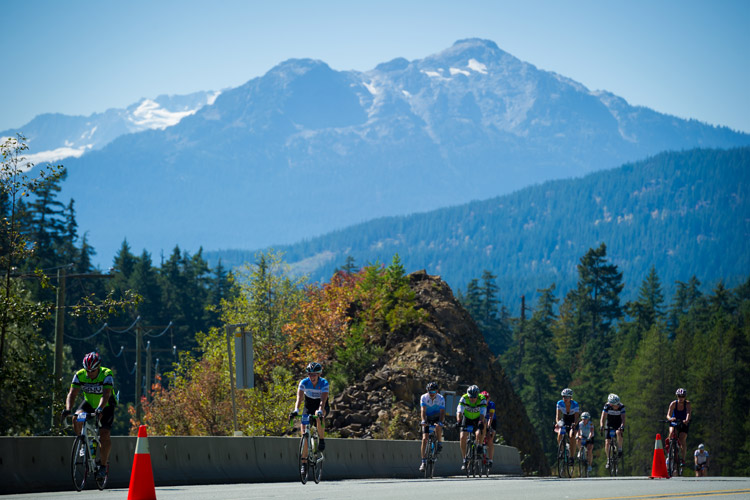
[329,270,548,474]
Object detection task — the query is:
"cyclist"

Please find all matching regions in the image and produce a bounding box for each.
[419,381,445,471]
[456,384,487,470]
[61,352,117,480]
[576,411,595,473]
[600,393,626,469]
[289,362,329,476]
[694,443,709,477]
[666,388,691,467]
[555,388,580,465]
[481,390,497,469]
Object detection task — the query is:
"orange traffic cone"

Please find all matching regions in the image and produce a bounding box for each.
[128,425,157,500]
[650,433,669,479]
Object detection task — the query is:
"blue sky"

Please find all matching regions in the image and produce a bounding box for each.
[2,0,749,133]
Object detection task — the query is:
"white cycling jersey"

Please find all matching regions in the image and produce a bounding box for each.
[695,450,709,464]
[420,392,446,419]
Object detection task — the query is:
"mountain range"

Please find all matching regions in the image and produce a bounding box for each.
[2,91,219,164]
[208,147,747,312]
[14,38,750,264]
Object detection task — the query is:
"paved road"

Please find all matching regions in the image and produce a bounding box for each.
[6,476,750,500]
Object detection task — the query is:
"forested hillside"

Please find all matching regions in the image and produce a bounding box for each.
[489,243,750,476]
[208,147,749,314]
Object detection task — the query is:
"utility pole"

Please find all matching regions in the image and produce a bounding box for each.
[143,340,175,403]
[135,321,142,420]
[145,341,151,405]
[120,319,173,419]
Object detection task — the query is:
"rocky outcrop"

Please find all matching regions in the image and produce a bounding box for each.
[328,270,549,474]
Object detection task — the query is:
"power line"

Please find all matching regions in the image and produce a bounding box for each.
[63,322,108,340]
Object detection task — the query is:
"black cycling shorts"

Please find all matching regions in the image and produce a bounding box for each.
[303,397,330,417]
[77,398,115,430]
[422,416,441,434]
[487,418,497,432]
[460,416,484,431]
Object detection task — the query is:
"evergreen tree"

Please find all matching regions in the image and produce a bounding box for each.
[516,285,559,457]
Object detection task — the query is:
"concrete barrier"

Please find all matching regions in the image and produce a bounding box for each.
[0,435,522,494]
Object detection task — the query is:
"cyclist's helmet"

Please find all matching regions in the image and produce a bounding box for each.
[698,443,704,450]
[426,381,439,392]
[561,388,573,397]
[607,393,620,405]
[480,390,490,399]
[581,411,591,419]
[467,385,480,398]
[675,388,687,397]
[82,352,101,371]
[306,362,323,374]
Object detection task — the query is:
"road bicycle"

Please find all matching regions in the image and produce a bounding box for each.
[660,420,684,477]
[65,412,107,491]
[556,422,574,478]
[602,426,620,477]
[422,422,440,479]
[577,437,590,478]
[462,424,481,478]
[291,413,324,484]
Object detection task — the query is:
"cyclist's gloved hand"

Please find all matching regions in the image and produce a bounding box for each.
[289,410,298,420]
[315,410,323,417]
[61,409,71,418]
[420,421,427,426]
[94,407,103,416]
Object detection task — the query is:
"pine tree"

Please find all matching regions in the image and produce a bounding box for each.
[517,285,559,456]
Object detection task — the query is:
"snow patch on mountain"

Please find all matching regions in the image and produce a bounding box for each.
[129,99,199,129]
[449,67,471,77]
[26,144,92,164]
[363,81,380,95]
[467,59,487,74]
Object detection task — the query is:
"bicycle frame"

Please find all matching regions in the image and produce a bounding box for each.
[603,427,619,476]
[577,437,589,477]
[557,424,574,478]
[463,424,479,478]
[68,412,104,491]
[294,413,324,484]
[424,424,438,479]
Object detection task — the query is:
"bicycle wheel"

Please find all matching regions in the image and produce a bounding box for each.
[557,437,566,478]
[578,448,585,478]
[667,439,677,477]
[298,435,308,484]
[565,446,574,478]
[71,436,88,491]
[425,439,434,479]
[312,450,323,484]
[608,441,617,477]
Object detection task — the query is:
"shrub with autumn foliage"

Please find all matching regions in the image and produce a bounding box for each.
[132,251,426,436]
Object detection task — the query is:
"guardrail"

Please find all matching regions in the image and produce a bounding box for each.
[0,435,522,494]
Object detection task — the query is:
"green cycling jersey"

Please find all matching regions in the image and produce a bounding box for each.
[71,367,116,408]
[457,393,487,420]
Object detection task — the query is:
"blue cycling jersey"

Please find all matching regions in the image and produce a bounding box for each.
[298,377,329,400]
[486,400,496,422]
